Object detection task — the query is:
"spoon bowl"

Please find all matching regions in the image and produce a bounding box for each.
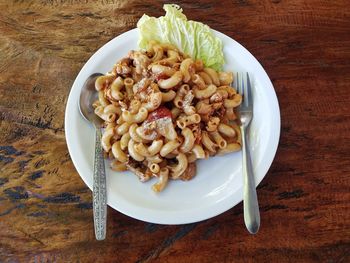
[79,73,104,127]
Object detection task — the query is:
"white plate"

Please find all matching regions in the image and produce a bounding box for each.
[65,28,280,225]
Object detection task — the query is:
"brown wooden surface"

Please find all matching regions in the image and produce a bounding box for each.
[0,0,349,262]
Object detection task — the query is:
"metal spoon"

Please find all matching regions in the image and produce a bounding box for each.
[79,73,107,240]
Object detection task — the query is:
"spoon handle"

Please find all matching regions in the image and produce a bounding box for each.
[93,127,107,240]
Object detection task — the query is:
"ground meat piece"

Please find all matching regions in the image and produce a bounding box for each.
[180,162,197,181]
[190,124,202,144]
[126,159,150,182]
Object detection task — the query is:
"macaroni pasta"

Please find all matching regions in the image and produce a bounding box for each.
[93,41,242,192]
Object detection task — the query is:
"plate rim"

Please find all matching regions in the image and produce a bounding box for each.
[65,28,281,224]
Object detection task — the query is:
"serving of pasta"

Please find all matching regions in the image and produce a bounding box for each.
[92,40,242,193]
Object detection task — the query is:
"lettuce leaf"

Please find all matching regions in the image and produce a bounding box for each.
[137,4,225,71]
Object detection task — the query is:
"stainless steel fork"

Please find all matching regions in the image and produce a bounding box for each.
[236,72,260,234]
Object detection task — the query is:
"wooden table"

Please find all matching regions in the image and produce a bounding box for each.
[1,0,349,262]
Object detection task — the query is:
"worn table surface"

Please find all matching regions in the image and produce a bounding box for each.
[0,0,349,262]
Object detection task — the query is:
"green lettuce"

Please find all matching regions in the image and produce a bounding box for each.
[137,4,225,71]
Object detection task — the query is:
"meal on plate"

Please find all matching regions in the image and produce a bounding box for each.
[92,4,242,192]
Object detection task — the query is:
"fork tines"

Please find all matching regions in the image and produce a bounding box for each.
[236,72,253,111]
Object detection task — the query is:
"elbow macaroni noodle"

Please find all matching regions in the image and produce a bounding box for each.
[93,41,242,192]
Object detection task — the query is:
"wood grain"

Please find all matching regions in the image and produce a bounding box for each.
[0,0,349,262]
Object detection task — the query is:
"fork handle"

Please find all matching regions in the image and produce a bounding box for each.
[241,126,260,234]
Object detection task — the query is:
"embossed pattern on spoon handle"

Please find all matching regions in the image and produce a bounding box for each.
[93,127,107,240]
